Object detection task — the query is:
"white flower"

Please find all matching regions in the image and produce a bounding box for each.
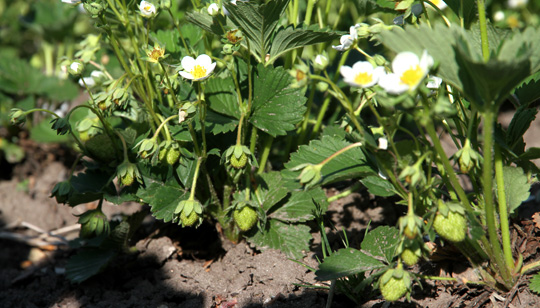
[340,61,385,88]
[178,110,188,123]
[61,0,82,4]
[179,54,216,81]
[494,11,505,22]
[78,71,106,87]
[426,76,443,89]
[139,1,157,18]
[508,0,528,8]
[207,3,219,16]
[378,137,388,150]
[378,50,434,95]
[332,26,357,51]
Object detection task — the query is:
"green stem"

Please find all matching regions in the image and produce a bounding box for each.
[476,0,490,62]
[151,115,178,140]
[319,142,363,167]
[159,62,179,106]
[189,157,203,200]
[495,145,514,270]
[482,109,512,285]
[304,0,316,25]
[327,182,362,203]
[312,50,350,136]
[257,135,273,174]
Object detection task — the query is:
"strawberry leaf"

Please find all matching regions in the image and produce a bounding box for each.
[315,248,385,281]
[246,219,311,260]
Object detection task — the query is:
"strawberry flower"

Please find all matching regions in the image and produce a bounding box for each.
[139,1,157,18]
[378,50,434,95]
[332,26,357,51]
[179,54,216,81]
[340,61,385,88]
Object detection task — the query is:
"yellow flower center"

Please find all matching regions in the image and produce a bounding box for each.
[400,65,423,87]
[144,5,152,11]
[148,49,163,62]
[354,72,372,86]
[191,65,207,79]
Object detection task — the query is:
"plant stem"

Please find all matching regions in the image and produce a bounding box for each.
[320,142,362,166]
[477,0,490,62]
[495,145,514,270]
[481,109,512,285]
[257,134,273,174]
[189,157,203,200]
[327,182,362,203]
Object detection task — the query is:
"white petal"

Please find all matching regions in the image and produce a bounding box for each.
[196,54,213,68]
[351,61,374,74]
[206,62,217,75]
[181,56,196,72]
[378,73,409,95]
[340,66,354,79]
[427,76,443,89]
[179,71,194,80]
[392,51,420,76]
[372,66,386,81]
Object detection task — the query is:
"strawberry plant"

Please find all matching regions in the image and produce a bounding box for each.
[9,0,540,303]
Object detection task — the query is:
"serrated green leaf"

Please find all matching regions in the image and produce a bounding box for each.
[68,169,115,206]
[519,147,540,161]
[270,188,328,222]
[360,175,396,197]
[250,65,306,136]
[205,77,241,119]
[137,182,188,222]
[268,26,340,64]
[30,119,70,143]
[495,166,530,216]
[246,219,311,259]
[205,109,239,135]
[66,248,117,283]
[153,29,182,53]
[283,135,375,185]
[530,273,540,294]
[506,107,537,152]
[176,155,197,189]
[315,248,385,281]
[254,172,289,211]
[224,0,289,61]
[186,11,229,38]
[361,226,400,263]
[513,71,540,106]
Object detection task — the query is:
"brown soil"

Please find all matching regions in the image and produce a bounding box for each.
[1,116,540,308]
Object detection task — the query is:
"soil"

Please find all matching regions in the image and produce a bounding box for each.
[1,111,540,308]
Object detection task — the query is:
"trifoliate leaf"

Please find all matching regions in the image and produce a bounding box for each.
[360,175,396,197]
[137,182,188,222]
[250,64,306,136]
[361,226,400,264]
[66,248,116,283]
[270,187,328,222]
[246,219,311,259]
[315,247,385,281]
[205,77,241,119]
[283,135,375,185]
[253,172,289,211]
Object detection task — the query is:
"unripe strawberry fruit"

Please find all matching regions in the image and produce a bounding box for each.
[433,211,467,242]
[85,134,116,162]
[166,148,180,165]
[120,173,134,186]
[230,152,248,169]
[234,206,257,231]
[180,210,199,227]
[380,269,409,302]
[401,248,419,266]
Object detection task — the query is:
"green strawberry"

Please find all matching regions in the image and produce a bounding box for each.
[120,173,134,186]
[158,147,168,162]
[180,210,199,227]
[230,152,248,169]
[379,267,411,302]
[401,248,419,266]
[166,148,181,165]
[85,134,117,162]
[433,211,467,242]
[234,206,258,231]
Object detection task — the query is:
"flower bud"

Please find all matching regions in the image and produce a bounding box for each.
[9,108,26,125]
[207,3,219,16]
[313,53,329,71]
[160,0,171,9]
[68,60,84,76]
